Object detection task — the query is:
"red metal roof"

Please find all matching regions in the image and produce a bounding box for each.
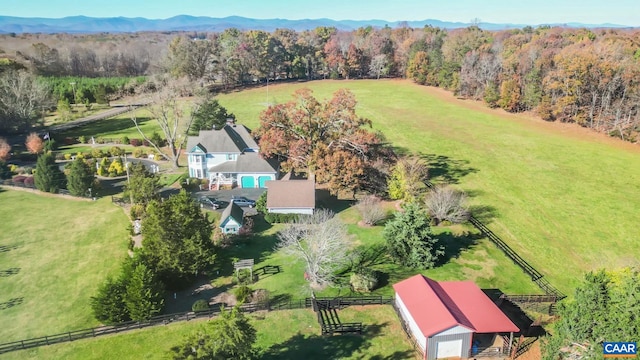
[393,275,519,337]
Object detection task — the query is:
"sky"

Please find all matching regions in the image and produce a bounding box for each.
[2,0,639,26]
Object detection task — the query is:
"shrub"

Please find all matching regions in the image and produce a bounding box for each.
[130,204,145,220]
[91,148,105,158]
[356,195,387,226]
[23,176,34,187]
[234,285,253,304]
[64,153,72,160]
[12,175,26,183]
[151,132,164,147]
[129,138,142,147]
[108,157,125,177]
[350,268,378,293]
[264,213,298,224]
[109,146,125,156]
[122,136,130,145]
[192,299,210,312]
[133,148,146,158]
[43,138,58,152]
[55,153,66,161]
[78,135,87,144]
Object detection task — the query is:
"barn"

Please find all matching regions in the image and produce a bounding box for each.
[393,275,519,359]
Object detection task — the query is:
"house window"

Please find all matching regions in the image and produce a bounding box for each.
[195,169,203,178]
[226,154,236,161]
[226,227,236,233]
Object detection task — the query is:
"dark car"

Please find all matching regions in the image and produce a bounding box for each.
[198,196,227,210]
[230,196,256,208]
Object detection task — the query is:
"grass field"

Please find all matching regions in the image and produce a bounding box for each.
[0,189,129,343]
[216,79,640,294]
[55,108,163,141]
[5,306,415,360]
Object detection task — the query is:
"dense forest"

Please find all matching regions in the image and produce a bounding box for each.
[1,26,640,141]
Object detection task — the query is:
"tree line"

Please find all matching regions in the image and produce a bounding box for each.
[3,25,639,141]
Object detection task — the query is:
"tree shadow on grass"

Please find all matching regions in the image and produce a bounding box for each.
[56,116,154,139]
[0,243,22,253]
[216,232,279,277]
[0,297,24,310]
[469,204,500,225]
[316,189,354,214]
[436,230,485,266]
[0,267,20,277]
[420,153,477,184]
[261,321,390,360]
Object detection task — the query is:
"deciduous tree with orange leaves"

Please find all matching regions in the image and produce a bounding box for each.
[25,132,44,154]
[255,88,387,196]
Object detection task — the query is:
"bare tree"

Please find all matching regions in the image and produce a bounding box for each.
[369,54,388,79]
[0,70,50,133]
[276,209,349,288]
[0,137,10,161]
[425,185,470,225]
[131,78,197,168]
[356,195,387,226]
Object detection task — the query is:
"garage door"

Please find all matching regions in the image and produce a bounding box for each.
[258,176,271,188]
[436,339,462,359]
[241,176,255,188]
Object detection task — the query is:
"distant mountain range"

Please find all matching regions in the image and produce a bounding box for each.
[0,15,633,34]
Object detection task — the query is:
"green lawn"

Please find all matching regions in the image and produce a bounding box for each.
[0,189,129,343]
[55,108,163,141]
[5,306,415,360]
[217,79,640,294]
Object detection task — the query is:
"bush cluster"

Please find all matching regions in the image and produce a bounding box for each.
[263,213,299,224]
[234,285,253,304]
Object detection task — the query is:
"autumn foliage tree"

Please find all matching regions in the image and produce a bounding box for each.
[0,137,10,161]
[255,88,385,195]
[25,132,44,154]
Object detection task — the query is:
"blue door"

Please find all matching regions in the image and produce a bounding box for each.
[258,176,271,188]
[241,176,255,188]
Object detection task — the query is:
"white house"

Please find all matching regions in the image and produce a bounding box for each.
[219,201,244,235]
[393,274,519,360]
[186,121,278,190]
[264,173,315,215]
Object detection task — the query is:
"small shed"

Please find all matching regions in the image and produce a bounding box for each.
[219,201,244,234]
[265,173,315,215]
[393,275,519,360]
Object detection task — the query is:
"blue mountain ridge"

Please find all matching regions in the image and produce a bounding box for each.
[0,15,633,34]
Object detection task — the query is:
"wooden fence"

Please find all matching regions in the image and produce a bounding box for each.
[424,180,566,300]
[0,295,387,355]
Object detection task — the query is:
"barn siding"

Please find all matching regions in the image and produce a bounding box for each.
[427,332,472,360]
[395,294,428,352]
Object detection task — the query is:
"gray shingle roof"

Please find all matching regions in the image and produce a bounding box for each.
[208,152,277,174]
[186,124,258,154]
[220,201,244,227]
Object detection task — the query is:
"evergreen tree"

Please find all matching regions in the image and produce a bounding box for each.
[66,158,94,196]
[188,96,235,135]
[90,276,130,325]
[124,162,161,207]
[124,263,164,321]
[34,152,65,193]
[173,306,257,360]
[543,268,640,359]
[140,190,215,289]
[383,202,443,269]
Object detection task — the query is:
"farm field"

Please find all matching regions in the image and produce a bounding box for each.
[0,189,129,343]
[217,79,640,293]
[5,306,415,360]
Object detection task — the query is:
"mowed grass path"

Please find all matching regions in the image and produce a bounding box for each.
[218,80,640,293]
[6,306,414,360]
[0,189,129,342]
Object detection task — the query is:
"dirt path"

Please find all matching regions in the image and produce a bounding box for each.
[394,80,640,154]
